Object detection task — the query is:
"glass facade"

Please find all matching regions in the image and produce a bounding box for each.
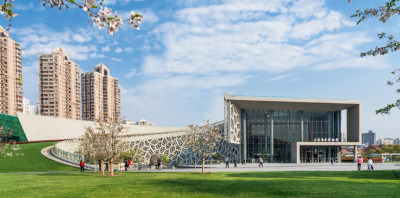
[241,109,341,163]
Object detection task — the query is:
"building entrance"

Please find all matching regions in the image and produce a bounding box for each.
[300,146,339,163]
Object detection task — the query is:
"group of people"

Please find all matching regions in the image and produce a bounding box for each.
[80,156,375,172]
[124,159,133,171]
[225,157,239,168]
[225,156,264,168]
[357,156,374,170]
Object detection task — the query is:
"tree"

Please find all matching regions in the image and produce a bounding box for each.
[349,0,400,114]
[375,148,383,154]
[1,0,142,34]
[186,121,222,174]
[0,127,22,158]
[80,117,127,176]
[121,148,145,163]
[369,149,376,154]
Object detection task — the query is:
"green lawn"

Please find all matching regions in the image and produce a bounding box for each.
[0,171,399,197]
[0,142,78,173]
[0,143,399,197]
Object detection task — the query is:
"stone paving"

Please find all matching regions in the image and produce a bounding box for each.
[41,145,400,173]
[143,162,400,173]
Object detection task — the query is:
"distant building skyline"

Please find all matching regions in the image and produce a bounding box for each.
[362,130,376,146]
[22,97,35,115]
[0,26,22,116]
[376,137,397,145]
[134,118,154,126]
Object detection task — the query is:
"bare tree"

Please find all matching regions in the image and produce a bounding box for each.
[186,121,222,174]
[80,117,127,176]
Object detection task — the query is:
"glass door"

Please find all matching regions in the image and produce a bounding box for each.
[318,150,325,163]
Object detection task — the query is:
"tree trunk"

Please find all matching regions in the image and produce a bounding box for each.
[119,160,122,176]
[210,159,212,173]
[202,158,205,174]
[110,158,114,176]
[101,160,104,175]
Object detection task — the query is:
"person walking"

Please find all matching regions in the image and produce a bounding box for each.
[98,159,101,172]
[157,158,162,170]
[242,157,246,165]
[225,157,229,168]
[105,160,109,172]
[331,158,334,165]
[234,157,237,167]
[367,157,373,170]
[357,156,363,170]
[259,157,263,167]
[80,160,85,172]
[128,159,132,170]
[124,160,129,171]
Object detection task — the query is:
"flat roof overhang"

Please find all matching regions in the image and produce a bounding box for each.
[297,142,361,146]
[225,95,361,111]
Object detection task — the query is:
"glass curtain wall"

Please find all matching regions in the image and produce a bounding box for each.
[241,109,340,163]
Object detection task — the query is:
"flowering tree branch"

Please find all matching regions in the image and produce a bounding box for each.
[0,0,142,34]
[350,0,400,114]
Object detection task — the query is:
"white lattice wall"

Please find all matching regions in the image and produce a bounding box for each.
[54,128,241,166]
[229,103,241,144]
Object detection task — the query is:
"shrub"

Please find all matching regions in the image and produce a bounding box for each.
[162,155,169,165]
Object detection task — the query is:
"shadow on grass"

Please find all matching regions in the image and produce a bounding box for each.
[224,170,398,181]
[143,173,399,197]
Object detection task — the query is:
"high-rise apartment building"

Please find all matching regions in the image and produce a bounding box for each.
[0,26,22,115]
[38,48,80,120]
[81,63,120,122]
[362,130,376,146]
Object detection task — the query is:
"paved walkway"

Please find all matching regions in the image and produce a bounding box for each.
[141,162,400,173]
[39,146,400,173]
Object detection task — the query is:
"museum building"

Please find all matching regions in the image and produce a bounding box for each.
[224,93,361,163]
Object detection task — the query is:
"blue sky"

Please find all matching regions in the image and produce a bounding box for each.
[3,0,400,139]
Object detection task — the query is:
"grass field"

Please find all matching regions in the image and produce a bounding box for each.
[0,171,399,197]
[1,143,399,197]
[0,142,78,173]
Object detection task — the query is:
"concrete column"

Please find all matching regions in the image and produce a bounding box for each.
[301,113,304,142]
[270,114,274,163]
[241,111,247,160]
[354,145,357,162]
[264,114,268,154]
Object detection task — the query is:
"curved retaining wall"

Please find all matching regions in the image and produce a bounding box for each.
[51,140,95,169]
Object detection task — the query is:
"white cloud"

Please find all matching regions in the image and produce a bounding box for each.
[10,24,99,60]
[103,0,144,5]
[269,74,293,82]
[139,9,159,24]
[120,74,247,126]
[142,0,381,76]
[102,46,111,52]
[124,68,137,78]
[115,47,123,53]
[14,3,34,11]
[125,47,133,53]
[89,52,105,59]
[111,57,123,62]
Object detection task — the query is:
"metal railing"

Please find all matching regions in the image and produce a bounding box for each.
[51,140,95,169]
